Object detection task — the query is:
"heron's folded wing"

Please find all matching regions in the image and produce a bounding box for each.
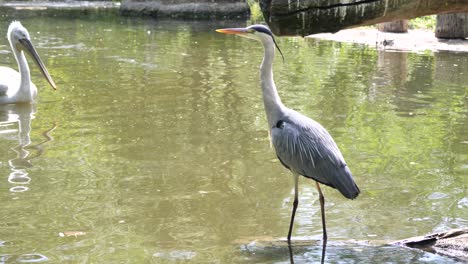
[271,114,359,199]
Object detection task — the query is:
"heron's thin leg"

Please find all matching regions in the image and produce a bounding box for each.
[288,242,295,264]
[287,173,299,241]
[316,182,327,242]
[320,239,327,264]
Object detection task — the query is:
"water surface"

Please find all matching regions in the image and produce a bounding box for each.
[0,16,466,263]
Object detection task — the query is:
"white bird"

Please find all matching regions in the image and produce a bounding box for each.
[0,21,56,104]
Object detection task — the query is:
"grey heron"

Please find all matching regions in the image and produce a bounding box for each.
[216,25,360,242]
[0,21,56,104]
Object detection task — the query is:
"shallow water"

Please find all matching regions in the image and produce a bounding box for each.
[0,15,466,263]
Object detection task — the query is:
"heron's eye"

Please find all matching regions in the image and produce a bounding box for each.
[276,120,285,129]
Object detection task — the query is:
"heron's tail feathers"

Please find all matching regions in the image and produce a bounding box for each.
[333,165,360,199]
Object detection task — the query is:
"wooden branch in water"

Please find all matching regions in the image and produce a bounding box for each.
[259,0,468,36]
[391,228,468,262]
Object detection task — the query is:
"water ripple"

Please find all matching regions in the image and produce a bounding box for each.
[458,197,468,208]
[427,192,449,200]
[0,254,48,263]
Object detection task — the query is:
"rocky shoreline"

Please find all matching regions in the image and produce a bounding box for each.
[0,1,120,17]
[0,1,119,11]
[120,1,250,20]
[0,0,250,19]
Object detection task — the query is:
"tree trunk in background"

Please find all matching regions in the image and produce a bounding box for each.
[378,20,408,33]
[120,0,250,19]
[376,51,408,87]
[259,0,468,36]
[435,13,468,38]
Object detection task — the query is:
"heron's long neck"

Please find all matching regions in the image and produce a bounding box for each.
[260,40,283,127]
[12,43,33,98]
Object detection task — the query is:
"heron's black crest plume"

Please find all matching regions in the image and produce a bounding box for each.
[250,25,285,62]
[272,36,285,63]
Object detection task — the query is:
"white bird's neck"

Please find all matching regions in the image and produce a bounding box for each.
[11,41,34,101]
[260,39,284,127]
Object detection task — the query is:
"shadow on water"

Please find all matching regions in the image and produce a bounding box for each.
[238,238,461,263]
[0,104,56,193]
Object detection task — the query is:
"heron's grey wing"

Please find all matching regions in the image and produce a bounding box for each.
[271,111,360,199]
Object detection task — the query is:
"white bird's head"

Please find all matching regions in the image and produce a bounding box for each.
[7,21,57,90]
[7,21,31,46]
[216,24,284,61]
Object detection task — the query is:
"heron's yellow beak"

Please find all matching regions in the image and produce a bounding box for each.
[19,38,57,90]
[216,28,249,35]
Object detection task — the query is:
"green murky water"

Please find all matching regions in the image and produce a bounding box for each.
[0,15,466,263]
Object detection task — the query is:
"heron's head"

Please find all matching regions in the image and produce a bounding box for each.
[216,24,284,61]
[7,21,56,90]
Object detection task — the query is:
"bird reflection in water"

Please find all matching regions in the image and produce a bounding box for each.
[288,241,326,264]
[240,238,326,263]
[0,104,56,192]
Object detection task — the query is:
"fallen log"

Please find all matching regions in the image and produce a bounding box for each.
[259,0,468,36]
[391,228,468,262]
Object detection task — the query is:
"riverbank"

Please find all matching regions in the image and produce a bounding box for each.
[308,28,468,53]
[0,1,120,17]
[0,1,119,10]
[0,0,250,19]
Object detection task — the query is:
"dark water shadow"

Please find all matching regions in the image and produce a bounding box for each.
[0,104,56,192]
[238,238,461,263]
